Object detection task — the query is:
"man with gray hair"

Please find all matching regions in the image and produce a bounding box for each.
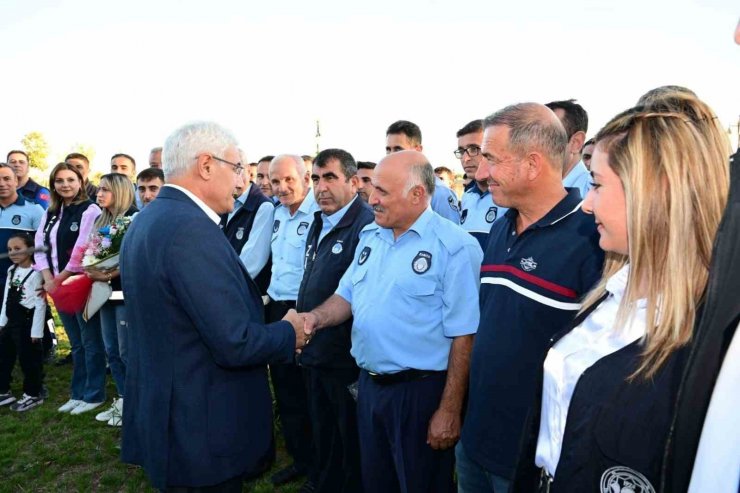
[149,147,163,168]
[457,103,603,492]
[119,122,307,492]
[301,150,483,493]
[265,154,320,487]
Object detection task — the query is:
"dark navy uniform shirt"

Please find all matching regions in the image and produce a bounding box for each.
[460,188,604,479]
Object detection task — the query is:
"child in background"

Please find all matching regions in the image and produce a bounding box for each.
[0,232,47,411]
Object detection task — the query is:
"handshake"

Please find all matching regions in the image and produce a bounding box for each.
[283,309,318,350]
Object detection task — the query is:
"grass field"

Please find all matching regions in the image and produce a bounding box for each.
[0,331,302,492]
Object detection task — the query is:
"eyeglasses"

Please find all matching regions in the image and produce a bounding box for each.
[453,146,481,159]
[209,155,244,175]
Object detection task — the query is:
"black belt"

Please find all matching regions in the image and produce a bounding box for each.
[367,369,445,385]
[538,468,554,493]
[270,299,296,308]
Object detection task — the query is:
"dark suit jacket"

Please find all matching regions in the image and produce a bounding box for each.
[119,186,296,489]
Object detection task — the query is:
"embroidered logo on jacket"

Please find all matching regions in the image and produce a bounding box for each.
[520,257,537,271]
[600,466,655,493]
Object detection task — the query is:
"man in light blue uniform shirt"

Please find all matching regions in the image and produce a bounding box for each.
[302,151,482,493]
[456,119,508,249]
[546,99,591,199]
[385,120,460,223]
[265,154,319,486]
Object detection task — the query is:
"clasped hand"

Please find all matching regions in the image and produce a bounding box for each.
[282,309,318,351]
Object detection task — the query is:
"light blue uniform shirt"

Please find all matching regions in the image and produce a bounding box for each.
[563,161,591,199]
[336,207,483,373]
[267,192,320,301]
[318,195,357,245]
[431,176,461,224]
[231,185,275,279]
[460,183,508,250]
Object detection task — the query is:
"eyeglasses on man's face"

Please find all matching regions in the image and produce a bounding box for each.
[200,154,244,175]
[453,146,481,159]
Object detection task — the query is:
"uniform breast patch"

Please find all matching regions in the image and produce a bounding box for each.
[412,251,432,274]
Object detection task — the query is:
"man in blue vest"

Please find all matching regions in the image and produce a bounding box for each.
[221,151,274,295]
[297,148,374,493]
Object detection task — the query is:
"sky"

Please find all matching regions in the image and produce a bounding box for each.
[1,0,738,175]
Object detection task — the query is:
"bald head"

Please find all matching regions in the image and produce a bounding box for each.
[378,151,435,199]
[483,102,568,170]
[371,151,434,237]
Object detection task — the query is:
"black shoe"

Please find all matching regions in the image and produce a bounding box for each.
[298,480,316,493]
[270,463,305,486]
[55,354,73,366]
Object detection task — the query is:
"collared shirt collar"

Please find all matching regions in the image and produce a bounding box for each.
[294,190,317,216]
[564,160,589,183]
[378,206,435,243]
[468,182,489,197]
[0,194,26,209]
[504,188,583,231]
[235,184,252,205]
[322,195,357,229]
[164,184,221,224]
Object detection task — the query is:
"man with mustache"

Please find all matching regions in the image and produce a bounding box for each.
[302,150,482,493]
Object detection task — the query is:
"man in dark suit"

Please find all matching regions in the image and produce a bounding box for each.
[120,121,307,493]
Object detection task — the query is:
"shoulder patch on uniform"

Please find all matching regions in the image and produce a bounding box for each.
[297,221,309,235]
[272,219,281,233]
[447,195,459,211]
[412,251,432,274]
[358,246,371,265]
[460,209,468,224]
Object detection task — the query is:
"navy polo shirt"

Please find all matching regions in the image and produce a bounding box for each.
[460,188,604,479]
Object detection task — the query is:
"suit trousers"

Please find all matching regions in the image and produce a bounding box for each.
[266,299,313,473]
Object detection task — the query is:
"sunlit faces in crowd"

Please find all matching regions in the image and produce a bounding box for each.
[149,147,162,169]
[582,145,628,255]
[269,156,310,213]
[256,159,273,197]
[111,154,136,180]
[581,139,595,170]
[6,152,29,182]
[356,162,376,203]
[456,130,486,190]
[476,125,527,209]
[136,168,164,207]
[311,157,358,215]
[0,166,18,199]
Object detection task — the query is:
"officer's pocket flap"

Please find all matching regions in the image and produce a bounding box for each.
[395,276,436,296]
[351,268,367,285]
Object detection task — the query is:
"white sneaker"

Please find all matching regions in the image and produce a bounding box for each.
[107,398,123,427]
[70,401,104,415]
[95,398,120,422]
[58,399,83,413]
[0,392,16,407]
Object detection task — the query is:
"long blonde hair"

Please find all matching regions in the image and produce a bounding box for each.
[580,93,730,379]
[94,173,135,228]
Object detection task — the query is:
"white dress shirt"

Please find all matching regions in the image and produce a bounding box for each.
[164,184,221,225]
[535,264,646,476]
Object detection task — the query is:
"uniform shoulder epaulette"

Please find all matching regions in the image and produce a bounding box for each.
[434,215,477,254]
